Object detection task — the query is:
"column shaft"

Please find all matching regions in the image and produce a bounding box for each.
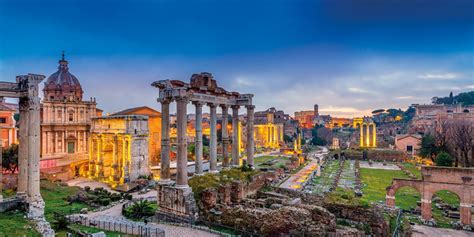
[231,106,240,166]
[221,105,229,168]
[160,100,171,182]
[246,105,255,167]
[27,96,43,213]
[194,102,203,175]
[17,99,29,198]
[209,103,218,172]
[176,97,188,187]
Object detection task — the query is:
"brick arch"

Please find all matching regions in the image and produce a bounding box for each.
[385,166,474,226]
[385,179,422,206]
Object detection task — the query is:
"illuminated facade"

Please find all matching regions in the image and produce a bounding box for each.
[358,117,376,148]
[41,54,101,160]
[0,99,18,148]
[88,115,150,187]
[254,107,285,149]
[111,106,162,166]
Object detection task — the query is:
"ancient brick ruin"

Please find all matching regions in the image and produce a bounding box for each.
[386,166,474,226]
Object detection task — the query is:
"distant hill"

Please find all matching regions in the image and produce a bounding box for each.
[432,91,474,105]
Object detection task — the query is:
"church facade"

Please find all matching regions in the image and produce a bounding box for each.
[40,54,102,161]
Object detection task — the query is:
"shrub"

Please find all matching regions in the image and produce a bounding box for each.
[84,186,91,192]
[123,200,156,220]
[435,152,453,167]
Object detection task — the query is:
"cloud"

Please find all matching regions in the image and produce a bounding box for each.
[466,85,474,89]
[348,87,374,94]
[417,72,460,80]
[395,96,415,100]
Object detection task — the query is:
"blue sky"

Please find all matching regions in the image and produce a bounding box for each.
[1,0,473,117]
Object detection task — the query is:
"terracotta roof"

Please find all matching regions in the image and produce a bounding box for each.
[111,106,161,117]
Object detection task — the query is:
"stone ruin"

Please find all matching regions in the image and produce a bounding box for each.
[195,171,386,236]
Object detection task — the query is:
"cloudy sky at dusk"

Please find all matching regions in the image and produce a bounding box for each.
[1,0,473,117]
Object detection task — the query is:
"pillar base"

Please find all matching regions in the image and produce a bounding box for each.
[158,179,174,186]
[156,183,197,223]
[27,196,45,220]
[175,184,190,189]
[209,169,219,174]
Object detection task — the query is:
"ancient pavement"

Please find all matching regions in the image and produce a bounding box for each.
[279,147,328,190]
[412,224,473,237]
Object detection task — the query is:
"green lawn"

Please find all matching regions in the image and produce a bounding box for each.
[254,155,289,169]
[360,166,465,228]
[40,180,91,222]
[399,163,422,179]
[0,212,40,237]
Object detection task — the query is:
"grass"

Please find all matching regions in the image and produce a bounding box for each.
[40,180,92,222]
[360,165,466,228]
[399,163,422,179]
[0,212,40,237]
[254,155,289,169]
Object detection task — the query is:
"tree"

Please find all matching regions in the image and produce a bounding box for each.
[418,134,440,161]
[2,144,18,173]
[435,152,453,167]
[448,121,473,167]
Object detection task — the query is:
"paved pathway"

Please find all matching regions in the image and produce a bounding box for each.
[412,224,473,237]
[279,147,328,190]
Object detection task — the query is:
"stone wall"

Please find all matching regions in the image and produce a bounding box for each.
[200,171,278,208]
[345,149,405,162]
[324,203,390,237]
[156,184,197,223]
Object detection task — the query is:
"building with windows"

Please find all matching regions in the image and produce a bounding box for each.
[0,98,18,148]
[40,54,102,175]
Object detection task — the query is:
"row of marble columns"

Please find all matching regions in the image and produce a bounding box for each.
[159,97,254,188]
[360,123,376,147]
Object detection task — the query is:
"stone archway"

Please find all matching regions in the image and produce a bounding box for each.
[386,166,473,226]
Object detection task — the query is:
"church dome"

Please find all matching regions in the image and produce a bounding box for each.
[44,52,84,102]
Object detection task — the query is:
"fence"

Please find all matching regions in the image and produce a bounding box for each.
[68,215,165,237]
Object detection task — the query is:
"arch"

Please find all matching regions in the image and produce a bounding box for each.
[386,179,422,206]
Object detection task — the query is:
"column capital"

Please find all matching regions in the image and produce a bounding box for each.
[174,96,189,103]
[192,101,205,107]
[231,105,240,110]
[245,105,255,110]
[158,97,172,104]
[220,104,229,110]
[207,102,217,108]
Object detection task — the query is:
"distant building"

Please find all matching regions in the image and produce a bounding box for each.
[410,104,474,134]
[0,98,18,148]
[254,107,286,149]
[89,115,150,187]
[395,134,421,157]
[40,54,102,180]
[40,54,101,160]
[111,106,162,166]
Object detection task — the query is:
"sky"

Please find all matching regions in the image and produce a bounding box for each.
[0,0,473,117]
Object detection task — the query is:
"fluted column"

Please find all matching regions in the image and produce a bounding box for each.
[209,103,218,173]
[193,102,204,175]
[246,105,255,167]
[17,97,29,198]
[231,105,240,167]
[159,99,171,183]
[220,105,229,168]
[176,96,189,188]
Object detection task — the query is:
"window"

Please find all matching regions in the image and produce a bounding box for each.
[0,118,6,123]
[407,145,413,152]
[69,113,74,122]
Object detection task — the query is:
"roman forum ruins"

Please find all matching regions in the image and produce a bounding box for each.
[0,74,54,236]
[152,72,254,219]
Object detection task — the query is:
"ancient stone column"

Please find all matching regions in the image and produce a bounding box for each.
[193,102,204,175]
[27,95,45,219]
[176,96,189,188]
[246,105,255,167]
[209,103,218,173]
[420,197,432,221]
[231,105,240,167]
[159,98,172,183]
[220,105,229,168]
[17,97,29,198]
